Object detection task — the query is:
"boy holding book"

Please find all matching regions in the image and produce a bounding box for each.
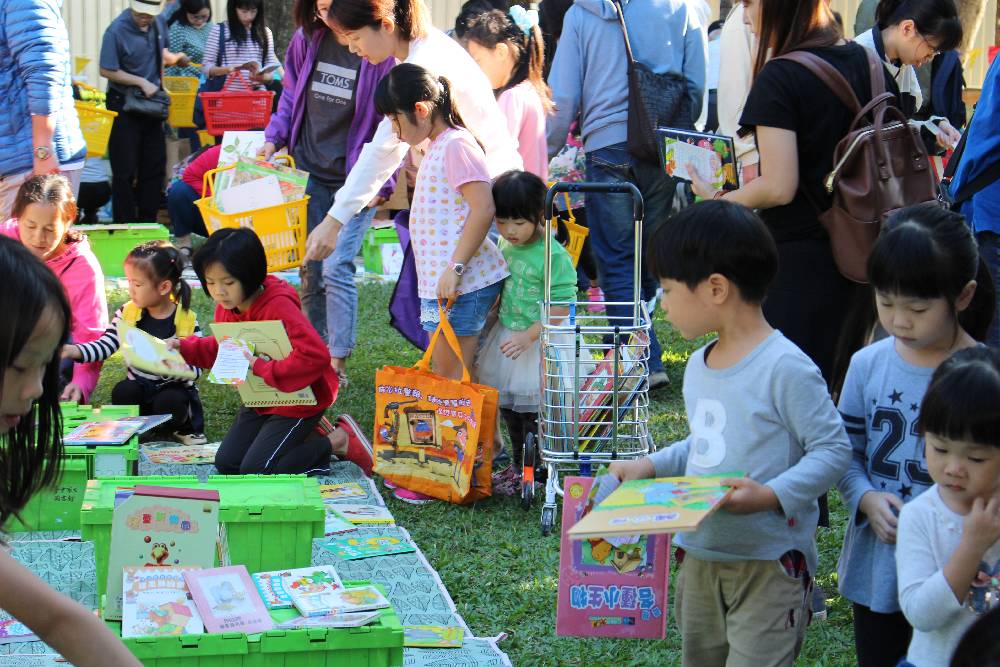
[609,201,851,666]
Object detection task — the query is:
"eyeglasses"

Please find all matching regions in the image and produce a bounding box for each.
[918,33,941,58]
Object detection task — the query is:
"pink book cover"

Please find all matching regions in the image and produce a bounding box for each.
[556,476,669,639]
[183,565,274,635]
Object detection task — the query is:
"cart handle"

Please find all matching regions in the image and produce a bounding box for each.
[201,153,296,199]
[544,181,643,222]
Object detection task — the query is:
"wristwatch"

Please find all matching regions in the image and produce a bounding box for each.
[450,261,466,277]
[33,146,52,161]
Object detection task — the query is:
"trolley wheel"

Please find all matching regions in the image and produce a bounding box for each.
[541,506,556,536]
[521,432,537,510]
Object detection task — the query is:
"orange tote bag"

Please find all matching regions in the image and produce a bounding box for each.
[373,306,498,504]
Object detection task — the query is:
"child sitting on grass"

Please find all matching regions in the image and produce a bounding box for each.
[609,200,851,666]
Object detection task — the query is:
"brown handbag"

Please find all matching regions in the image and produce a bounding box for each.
[775,49,940,283]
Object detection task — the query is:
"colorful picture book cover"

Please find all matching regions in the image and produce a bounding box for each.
[143,441,221,465]
[321,585,390,614]
[250,572,293,610]
[324,534,415,560]
[403,625,465,648]
[556,476,669,639]
[121,566,204,638]
[184,565,274,635]
[319,483,367,502]
[280,566,344,617]
[278,611,380,629]
[323,509,358,536]
[568,475,736,539]
[210,321,315,407]
[117,414,173,435]
[64,420,141,445]
[207,337,254,385]
[656,128,739,191]
[105,486,221,621]
[118,321,197,380]
[331,504,395,525]
[0,619,38,644]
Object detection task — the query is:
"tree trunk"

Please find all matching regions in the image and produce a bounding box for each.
[267,0,296,63]
[955,0,989,55]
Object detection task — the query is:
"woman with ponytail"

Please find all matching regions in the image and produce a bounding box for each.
[854,0,962,142]
[303,0,522,262]
[373,63,508,504]
[464,7,552,179]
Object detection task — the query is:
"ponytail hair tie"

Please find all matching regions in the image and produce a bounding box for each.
[509,5,538,35]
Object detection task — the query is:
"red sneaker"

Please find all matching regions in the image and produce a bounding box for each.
[336,414,374,477]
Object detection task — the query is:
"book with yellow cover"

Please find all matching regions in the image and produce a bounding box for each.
[210,321,315,407]
[118,322,197,380]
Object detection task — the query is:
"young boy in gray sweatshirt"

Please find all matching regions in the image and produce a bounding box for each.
[610,201,851,667]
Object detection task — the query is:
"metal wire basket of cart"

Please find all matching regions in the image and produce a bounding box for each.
[523,181,653,536]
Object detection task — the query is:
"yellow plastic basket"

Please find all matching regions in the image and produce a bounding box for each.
[197,130,214,147]
[549,191,588,268]
[75,102,118,158]
[194,155,308,272]
[163,76,200,128]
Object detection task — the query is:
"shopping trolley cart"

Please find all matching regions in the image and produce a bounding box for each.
[523,181,653,535]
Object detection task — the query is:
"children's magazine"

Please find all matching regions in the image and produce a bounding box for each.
[121,566,204,638]
[119,321,197,380]
[656,128,739,191]
[184,565,274,634]
[64,420,141,446]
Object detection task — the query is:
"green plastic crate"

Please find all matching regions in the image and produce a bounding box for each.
[361,226,400,274]
[61,402,141,477]
[81,475,325,608]
[109,583,403,666]
[76,223,170,277]
[5,457,89,532]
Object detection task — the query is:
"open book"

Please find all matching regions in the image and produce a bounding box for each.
[119,322,197,380]
[210,321,316,407]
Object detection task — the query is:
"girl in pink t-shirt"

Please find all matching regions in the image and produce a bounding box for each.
[463,7,551,180]
[374,63,508,381]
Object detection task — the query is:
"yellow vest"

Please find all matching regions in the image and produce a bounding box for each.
[121,301,197,338]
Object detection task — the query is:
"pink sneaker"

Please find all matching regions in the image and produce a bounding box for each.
[383,479,399,490]
[393,487,436,505]
[586,286,605,313]
[335,414,374,477]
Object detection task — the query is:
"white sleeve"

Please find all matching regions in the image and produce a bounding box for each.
[717,5,758,167]
[897,501,966,632]
[328,116,410,223]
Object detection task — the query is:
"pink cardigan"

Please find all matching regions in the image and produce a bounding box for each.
[1,219,108,401]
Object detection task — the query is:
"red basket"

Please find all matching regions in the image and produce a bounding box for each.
[200,89,274,136]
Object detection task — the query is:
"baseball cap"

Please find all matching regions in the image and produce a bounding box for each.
[129,0,165,16]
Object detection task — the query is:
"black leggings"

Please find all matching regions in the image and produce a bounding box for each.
[215,408,330,475]
[111,378,204,434]
[500,408,538,467]
[852,603,912,667]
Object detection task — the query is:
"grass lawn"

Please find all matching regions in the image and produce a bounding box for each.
[92,281,858,666]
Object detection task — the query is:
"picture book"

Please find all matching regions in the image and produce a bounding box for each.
[121,566,204,638]
[403,625,464,648]
[0,619,38,644]
[319,483,367,502]
[105,486,220,621]
[207,337,254,385]
[64,420,141,446]
[216,174,284,215]
[568,474,736,539]
[118,321,197,380]
[184,565,274,634]
[323,509,358,536]
[214,131,266,196]
[279,566,344,617]
[210,321,316,407]
[318,585,391,614]
[118,414,173,434]
[323,534,415,560]
[250,571,293,610]
[556,477,669,639]
[328,504,395,525]
[143,441,221,465]
[656,128,739,191]
[277,611,380,629]
[230,157,309,204]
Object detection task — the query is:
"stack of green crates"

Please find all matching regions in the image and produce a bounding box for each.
[6,403,141,532]
[361,225,401,274]
[109,582,403,666]
[80,475,325,609]
[77,223,170,277]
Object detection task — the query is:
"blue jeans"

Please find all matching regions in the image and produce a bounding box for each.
[585,142,674,373]
[300,178,376,358]
[166,180,207,238]
[419,280,504,337]
[976,231,1000,348]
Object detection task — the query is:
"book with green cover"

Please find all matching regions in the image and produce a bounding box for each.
[210,321,315,407]
[568,475,737,539]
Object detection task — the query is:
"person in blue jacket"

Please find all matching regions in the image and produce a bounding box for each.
[951,54,1000,347]
[0,0,87,219]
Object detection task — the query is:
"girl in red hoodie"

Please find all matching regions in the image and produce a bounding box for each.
[172,227,372,476]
